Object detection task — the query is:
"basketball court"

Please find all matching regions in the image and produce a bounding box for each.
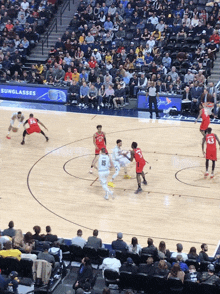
[0,107,220,255]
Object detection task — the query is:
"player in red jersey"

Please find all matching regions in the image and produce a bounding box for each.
[202,127,220,178]
[21,113,49,145]
[195,103,210,136]
[90,125,108,173]
[124,142,147,194]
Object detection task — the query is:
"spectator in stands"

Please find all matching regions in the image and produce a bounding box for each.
[120,257,138,274]
[191,81,203,112]
[195,70,206,84]
[113,83,124,109]
[32,226,44,241]
[158,241,171,260]
[0,231,10,249]
[112,232,128,253]
[174,255,189,272]
[184,265,200,282]
[201,88,213,103]
[199,243,210,262]
[128,237,142,255]
[0,241,21,260]
[73,257,94,290]
[71,229,86,248]
[0,272,19,294]
[167,263,185,283]
[44,226,58,243]
[21,245,37,261]
[184,69,194,85]
[198,264,220,285]
[134,73,147,97]
[154,260,170,278]
[86,229,102,249]
[182,86,192,102]
[100,250,121,276]
[54,65,65,84]
[188,247,199,261]
[170,243,188,261]
[12,229,24,249]
[79,81,89,108]
[88,83,98,109]
[142,238,158,260]
[138,256,155,275]
[38,243,60,273]
[167,66,179,82]
[2,221,15,237]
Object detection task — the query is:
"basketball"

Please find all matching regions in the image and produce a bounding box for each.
[12,127,18,132]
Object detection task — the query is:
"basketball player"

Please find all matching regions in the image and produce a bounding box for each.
[123,142,147,194]
[195,103,210,136]
[6,111,25,139]
[108,139,131,188]
[90,125,107,173]
[21,114,49,145]
[202,127,220,178]
[97,148,114,200]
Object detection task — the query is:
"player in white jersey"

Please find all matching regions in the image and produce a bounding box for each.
[108,139,131,188]
[98,148,114,200]
[6,111,25,139]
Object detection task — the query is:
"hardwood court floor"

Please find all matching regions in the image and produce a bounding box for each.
[0,107,220,255]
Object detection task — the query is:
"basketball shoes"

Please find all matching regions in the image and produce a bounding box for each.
[123,174,131,179]
[108,181,115,188]
[135,187,142,194]
[204,172,209,178]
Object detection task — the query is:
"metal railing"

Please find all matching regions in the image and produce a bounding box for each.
[60,0,70,25]
[41,17,57,55]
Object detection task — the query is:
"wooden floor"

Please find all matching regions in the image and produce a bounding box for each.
[1,107,220,255]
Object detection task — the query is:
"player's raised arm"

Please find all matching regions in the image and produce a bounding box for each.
[202,136,206,155]
[38,120,48,131]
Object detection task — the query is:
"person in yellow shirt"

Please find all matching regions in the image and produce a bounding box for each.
[72,68,80,83]
[0,241,21,260]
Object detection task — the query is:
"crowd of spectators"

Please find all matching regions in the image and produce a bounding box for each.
[39,0,220,111]
[1,221,220,292]
[0,0,59,83]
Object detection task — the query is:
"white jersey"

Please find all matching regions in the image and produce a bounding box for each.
[11,112,24,122]
[118,151,131,167]
[98,154,110,172]
[112,145,121,162]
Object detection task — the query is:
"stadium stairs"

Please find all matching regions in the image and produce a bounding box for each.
[25,0,78,65]
[208,51,220,85]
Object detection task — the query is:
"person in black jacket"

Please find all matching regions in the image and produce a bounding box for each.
[199,243,210,262]
[120,257,138,274]
[113,84,124,109]
[142,238,158,260]
[73,257,93,290]
[66,80,79,105]
[112,232,128,253]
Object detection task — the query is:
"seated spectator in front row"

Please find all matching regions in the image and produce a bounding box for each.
[138,256,155,276]
[128,237,142,255]
[184,265,200,282]
[112,232,128,253]
[44,226,58,243]
[2,221,15,237]
[154,260,170,278]
[170,243,188,261]
[142,238,158,260]
[71,229,86,248]
[188,247,199,261]
[199,243,210,262]
[113,84,124,109]
[85,229,102,250]
[167,263,185,283]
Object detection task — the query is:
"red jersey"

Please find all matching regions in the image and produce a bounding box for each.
[200,109,210,131]
[28,117,39,127]
[95,132,105,147]
[133,148,145,164]
[206,133,217,161]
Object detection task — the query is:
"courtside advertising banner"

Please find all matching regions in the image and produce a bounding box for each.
[138,93,182,111]
[0,84,67,103]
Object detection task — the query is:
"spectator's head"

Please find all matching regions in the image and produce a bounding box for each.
[170,263,181,277]
[102,288,110,294]
[77,229,82,237]
[43,243,50,252]
[147,238,153,246]
[46,226,51,233]
[33,225,41,235]
[131,237,138,247]
[109,250,116,258]
[146,257,154,264]
[159,241,166,253]
[176,255,183,262]
[171,66,176,72]
[176,243,183,253]
[24,232,33,244]
[9,221,14,229]
[5,241,12,250]
[201,243,208,252]
[126,257,133,266]
[208,264,215,274]
[93,229,98,237]
[189,265,196,273]
[158,260,168,269]
[117,232,123,240]
[189,246,197,256]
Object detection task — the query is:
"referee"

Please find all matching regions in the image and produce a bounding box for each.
[146,81,159,119]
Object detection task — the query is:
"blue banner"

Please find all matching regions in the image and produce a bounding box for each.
[138,94,182,111]
[0,84,67,103]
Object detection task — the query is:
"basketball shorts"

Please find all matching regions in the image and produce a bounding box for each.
[26,125,41,135]
[95,145,108,155]
[98,170,110,185]
[206,150,217,161]
[200,119,210,131]
[136,161,146,173]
